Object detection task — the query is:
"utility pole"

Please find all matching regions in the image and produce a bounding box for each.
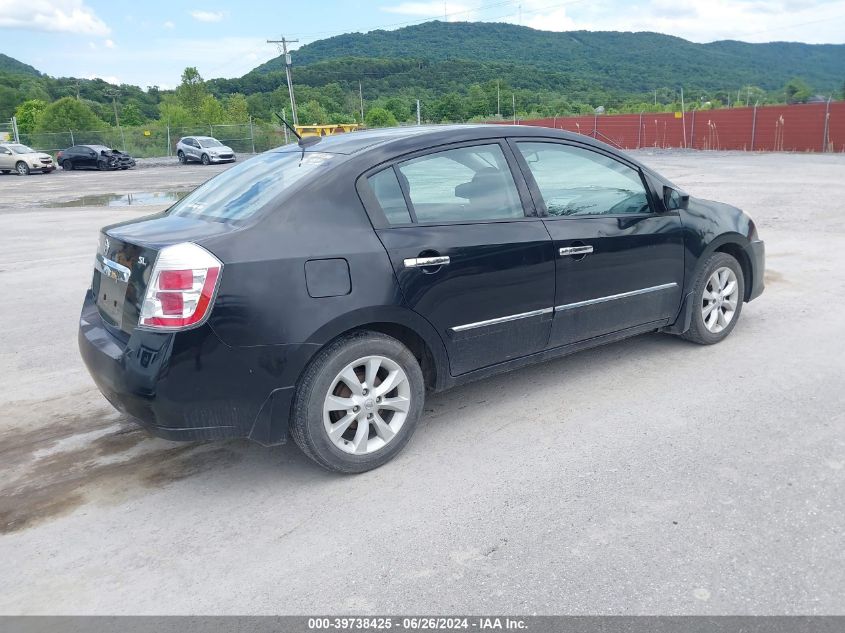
[680,87,687,149]
[512,94,516,124]
[359,81,365,123]
[267,36,299,125]
[497,80,501,117]
[105,88,126,151]
[416,99,421,125]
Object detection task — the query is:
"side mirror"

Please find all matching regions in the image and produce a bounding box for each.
[663,186,689,211]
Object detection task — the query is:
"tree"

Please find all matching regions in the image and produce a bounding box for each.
[297,99,329,125]
[14,99,47,133]
[466,84,489,118]
[198,95,226,125]
[36,97,106,132]
[784,78,812,104]
[177,67,207,113]
[432,92,465,122]
[120,102,144,126]
[364,107,397,128]
[383,97,409,122]
[158,96,194,127]
[225,93,250,123]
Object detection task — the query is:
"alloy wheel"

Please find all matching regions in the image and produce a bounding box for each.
[322,355,411,455]
[702,266,739,333]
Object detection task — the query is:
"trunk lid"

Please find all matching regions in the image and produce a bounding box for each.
[93,213,233,334]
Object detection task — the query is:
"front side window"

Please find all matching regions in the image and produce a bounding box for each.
[396,144,524,223]
[517,142,650,217]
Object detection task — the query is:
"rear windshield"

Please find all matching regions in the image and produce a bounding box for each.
[168,151,336,222]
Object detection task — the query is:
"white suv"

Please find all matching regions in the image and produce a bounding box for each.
[176,136,236,165]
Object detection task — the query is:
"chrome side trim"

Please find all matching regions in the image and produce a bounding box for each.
[451,307,554,333]
[404,255,450,268]
[559,245,594,256]
[554,282,678,312]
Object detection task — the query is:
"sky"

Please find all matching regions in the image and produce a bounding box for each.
[1,0,844,89]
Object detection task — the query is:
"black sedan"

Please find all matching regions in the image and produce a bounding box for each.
[79,125,764,473]
[58,144,136,171]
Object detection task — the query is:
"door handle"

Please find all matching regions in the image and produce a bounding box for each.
[559,245,593,257]
[404,255,450,268]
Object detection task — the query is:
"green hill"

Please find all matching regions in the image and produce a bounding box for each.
[0,53,41,76]
[252,21,845,93]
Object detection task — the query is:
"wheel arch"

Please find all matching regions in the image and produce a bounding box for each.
[303,306,450,393]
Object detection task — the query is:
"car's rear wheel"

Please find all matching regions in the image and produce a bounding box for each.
[201,153,210,165]
[15,161,30,176]
[682,252,745,345]
[177,151,187,164]
[291,331,425,473]
[62,160,73,170]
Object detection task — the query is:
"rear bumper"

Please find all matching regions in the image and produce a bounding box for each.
[747,239,765,302]
[78,291,309,444]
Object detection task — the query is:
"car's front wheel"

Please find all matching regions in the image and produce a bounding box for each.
[291,331,425,473]
[201,153,210,165]
[682,252,745,345]
[15,161,30,176]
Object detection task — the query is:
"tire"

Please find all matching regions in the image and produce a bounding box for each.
[201,153,210,165]
[291,331,425,473]
[177,151,187,164]
[682,252,745,345]
[15,161,30,176]
[62,160,73,171]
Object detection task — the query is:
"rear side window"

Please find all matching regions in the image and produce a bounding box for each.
[368,168,412,224]
[516,142,650,216]
[397,144,524,223]
[168,151,336,222]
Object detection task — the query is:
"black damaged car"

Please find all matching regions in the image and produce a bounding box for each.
[58,144,136,171]
[79,125,765,473]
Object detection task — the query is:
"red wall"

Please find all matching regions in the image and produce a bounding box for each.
[511,102,845,153]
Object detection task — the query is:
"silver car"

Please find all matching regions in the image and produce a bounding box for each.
[0,143,55,175]
[176,136,236,165]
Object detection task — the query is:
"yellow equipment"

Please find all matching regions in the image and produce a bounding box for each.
[295,124,360,138]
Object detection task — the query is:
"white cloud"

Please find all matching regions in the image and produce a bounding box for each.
[491,0,845,43]
[163,20,175,29]
[104,38,115,48]
[382,2,476,20]
[85,73,120,85]
[189,10,225,23]
[0,0,110,36]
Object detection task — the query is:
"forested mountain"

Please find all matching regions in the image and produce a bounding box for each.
[0,53,40,76]
[0,20,842,134]
[253,21,845,93]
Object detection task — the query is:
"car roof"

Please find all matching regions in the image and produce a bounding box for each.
[269,124,635,161]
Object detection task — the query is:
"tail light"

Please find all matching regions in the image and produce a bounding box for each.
[139,242,222,330]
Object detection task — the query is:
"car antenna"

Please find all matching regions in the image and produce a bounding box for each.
[273,112,321,148]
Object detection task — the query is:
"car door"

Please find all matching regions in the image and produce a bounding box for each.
[0,146,12,170]
[185,138,197,160]
[359,141,555,376]
[78,146,96,169]
[511,139,685,348]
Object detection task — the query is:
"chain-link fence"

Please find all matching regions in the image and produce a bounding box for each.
[17,120,295,159]
[0,118,17,143]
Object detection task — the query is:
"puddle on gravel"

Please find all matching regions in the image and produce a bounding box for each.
[45,191,190,208]
[0,411,244,534]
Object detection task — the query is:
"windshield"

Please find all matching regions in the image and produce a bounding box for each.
[7,144,36,154]
[168,151,337,222]
[199,138,223,148]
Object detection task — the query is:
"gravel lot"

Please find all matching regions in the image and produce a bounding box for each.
[0,151,843,614]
